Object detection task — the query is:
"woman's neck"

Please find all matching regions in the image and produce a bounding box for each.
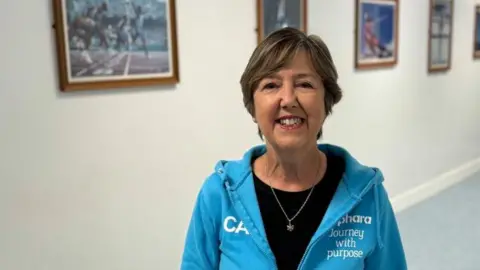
[258,144,327,192]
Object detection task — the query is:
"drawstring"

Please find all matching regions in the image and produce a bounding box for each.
[224,181,236,206]
[374,180,384,249]
[221,168,236,206]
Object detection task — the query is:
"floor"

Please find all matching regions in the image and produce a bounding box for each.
[396,171,480,270]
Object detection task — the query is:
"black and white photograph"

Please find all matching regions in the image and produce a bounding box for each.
[257,0,307,43]
[427,0,453,72]
[53,0,179,91]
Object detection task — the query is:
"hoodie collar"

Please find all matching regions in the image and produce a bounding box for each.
[215,143,384,199]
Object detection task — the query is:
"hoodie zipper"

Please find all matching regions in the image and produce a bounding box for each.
[224,181,278,269]
[297,179,377,270]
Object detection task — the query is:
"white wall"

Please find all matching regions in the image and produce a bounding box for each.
[0,0,479,269]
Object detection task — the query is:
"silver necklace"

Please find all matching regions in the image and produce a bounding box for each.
[265,155,322,232]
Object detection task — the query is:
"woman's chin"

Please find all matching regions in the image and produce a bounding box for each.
[269,136,312,152]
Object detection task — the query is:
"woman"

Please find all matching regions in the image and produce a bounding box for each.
[181,27,407,270]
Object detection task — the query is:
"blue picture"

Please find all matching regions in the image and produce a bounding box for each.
[428,0,453,71]
[474,6,480,58]
[355,0,398,69]
[54,0,179,91]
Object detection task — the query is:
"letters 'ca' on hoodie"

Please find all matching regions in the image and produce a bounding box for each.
[180,144,408,270]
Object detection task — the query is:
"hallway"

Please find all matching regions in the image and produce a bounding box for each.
[396,172,480,270]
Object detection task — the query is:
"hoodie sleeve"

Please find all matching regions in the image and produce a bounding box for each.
[180,187,220,270]
[364,184,407,270]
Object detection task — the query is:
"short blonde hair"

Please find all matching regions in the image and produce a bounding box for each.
[240,27,342,139]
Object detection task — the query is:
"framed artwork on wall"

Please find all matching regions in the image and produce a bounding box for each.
[474,5,480,59]
[354,0,399,70]
[52,0,179,92]
[427,0,454,73]
[256,0,307,44]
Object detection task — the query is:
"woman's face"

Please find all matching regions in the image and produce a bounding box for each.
[253,50,326,151]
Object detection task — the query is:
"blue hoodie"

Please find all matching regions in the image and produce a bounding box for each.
[181,144,407,269]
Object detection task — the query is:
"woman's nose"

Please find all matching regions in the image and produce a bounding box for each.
[279,84,298,108]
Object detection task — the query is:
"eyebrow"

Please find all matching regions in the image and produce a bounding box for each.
[264,73,317,80]
[294,73,317,79]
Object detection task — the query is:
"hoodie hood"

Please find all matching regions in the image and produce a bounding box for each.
[214,143,384,199]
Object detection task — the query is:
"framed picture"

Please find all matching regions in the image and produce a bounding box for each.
[256,0,307,44]
[474,5,480,59]
[354,0,399,70]
[427,0,454,73]
[52,0,179,91]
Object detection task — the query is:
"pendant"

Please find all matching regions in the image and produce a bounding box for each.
[287,223,294,232]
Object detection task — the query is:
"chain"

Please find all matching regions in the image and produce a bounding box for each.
[265,153,323,232]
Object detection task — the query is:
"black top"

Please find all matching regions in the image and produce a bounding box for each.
[253,152,345,270]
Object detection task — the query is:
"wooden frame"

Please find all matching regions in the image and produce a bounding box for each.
[354,0,399,70]
[474,5,480,59]
[427,0,454,73]
[256,0,307,44]
[52,0,179,92]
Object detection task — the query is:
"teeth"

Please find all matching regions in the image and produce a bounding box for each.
[279,118,302,125]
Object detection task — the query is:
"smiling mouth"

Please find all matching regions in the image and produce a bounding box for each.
[275,117,305,130]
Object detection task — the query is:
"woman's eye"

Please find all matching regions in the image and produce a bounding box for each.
[263,82,278,89]
[299,82,313,88]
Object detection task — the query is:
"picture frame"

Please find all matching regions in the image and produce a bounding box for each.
[52,0,179,92]
[256,0,307,44]
[354,0,399,70]
[474,5,480,59]
[427,0,454,73]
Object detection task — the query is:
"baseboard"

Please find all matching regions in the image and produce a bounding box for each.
[391,157,480,213]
